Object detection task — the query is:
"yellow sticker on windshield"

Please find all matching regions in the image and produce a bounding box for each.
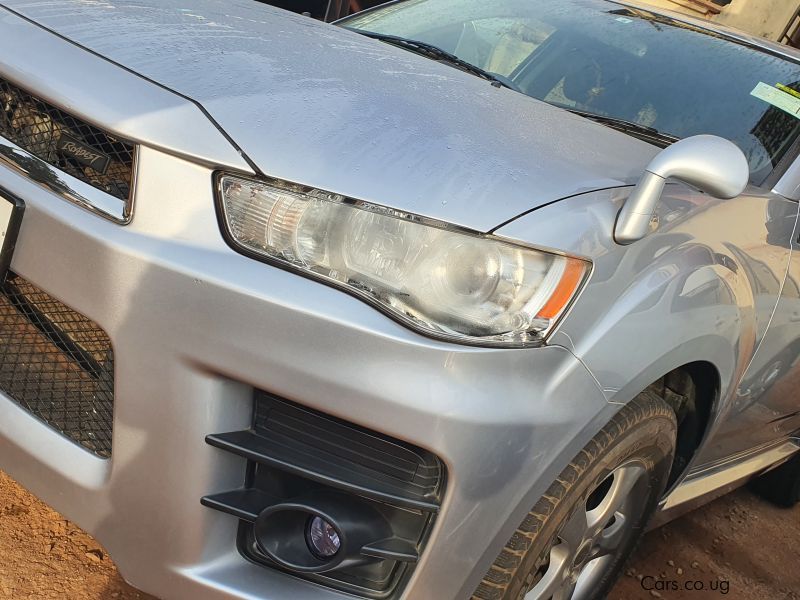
[751,82,800,118]
[777,83,800,99]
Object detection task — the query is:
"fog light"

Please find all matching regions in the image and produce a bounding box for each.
[306,516,341,558]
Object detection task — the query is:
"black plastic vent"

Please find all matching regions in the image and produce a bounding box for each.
[203,392,445,598]
[0,77,134,200]
[209,396,442,511]
[0,273,114,457]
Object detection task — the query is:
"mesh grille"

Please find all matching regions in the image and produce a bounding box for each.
[0,273,114,458]
[0,77,134,201]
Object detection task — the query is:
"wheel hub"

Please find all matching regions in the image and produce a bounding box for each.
[524,461,650,600]
[572,540,593,567]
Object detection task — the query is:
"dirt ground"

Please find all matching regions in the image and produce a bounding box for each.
[610,486,800,600]
[0,469,798,600]
[0,470,151,600]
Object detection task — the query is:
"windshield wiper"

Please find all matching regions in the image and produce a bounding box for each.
[353,30,520,91]
[353,30,677,146]
[565,108,680,147]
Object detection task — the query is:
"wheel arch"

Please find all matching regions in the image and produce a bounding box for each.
[602,341,729,486]
[643,360,720,489]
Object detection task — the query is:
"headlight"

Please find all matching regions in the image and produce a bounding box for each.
[218,174,589,347]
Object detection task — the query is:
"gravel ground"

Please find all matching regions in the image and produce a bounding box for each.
[1,469,798,599]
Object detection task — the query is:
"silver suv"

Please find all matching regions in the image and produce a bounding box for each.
[0,1,799,599]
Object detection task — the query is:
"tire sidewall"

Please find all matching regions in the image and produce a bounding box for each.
[513,400,676,600]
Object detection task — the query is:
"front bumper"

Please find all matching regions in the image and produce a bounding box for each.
[0,145,615,600]
[0,6,619,597]
[0,75,617,597]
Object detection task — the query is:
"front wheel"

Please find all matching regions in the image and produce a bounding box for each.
[472,391,677,600]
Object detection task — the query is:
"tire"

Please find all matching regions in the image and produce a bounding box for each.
[750,453,800,508]
[472,391,677,600]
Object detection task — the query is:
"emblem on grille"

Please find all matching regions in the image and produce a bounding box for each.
[56,134,111,175]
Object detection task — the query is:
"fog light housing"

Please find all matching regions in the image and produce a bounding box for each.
[253,494,393,573]
[201,392,446,597]
[307,516,341,559]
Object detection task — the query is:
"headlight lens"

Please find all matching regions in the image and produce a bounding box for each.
[219,174,589,347]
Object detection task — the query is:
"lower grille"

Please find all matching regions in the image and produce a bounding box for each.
[203,392,445,598]
[0,273,114,457]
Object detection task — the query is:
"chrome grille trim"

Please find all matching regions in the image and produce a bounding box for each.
[0,134,135,223]
[0,75,137,224]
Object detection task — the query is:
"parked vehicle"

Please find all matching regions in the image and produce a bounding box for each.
[256,0,387,21]
[0,0,799,599]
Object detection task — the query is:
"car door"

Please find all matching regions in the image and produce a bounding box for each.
[697,160,800,464]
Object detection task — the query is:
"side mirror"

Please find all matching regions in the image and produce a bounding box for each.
[614,135,749,245]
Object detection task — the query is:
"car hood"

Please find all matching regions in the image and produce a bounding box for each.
[0,0,660,231]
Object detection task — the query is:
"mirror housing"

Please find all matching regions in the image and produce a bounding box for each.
[614,135,749,245]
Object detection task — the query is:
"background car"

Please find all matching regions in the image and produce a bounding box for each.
[258,0,387,21]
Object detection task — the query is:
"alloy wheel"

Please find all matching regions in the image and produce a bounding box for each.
[524,461,649,600]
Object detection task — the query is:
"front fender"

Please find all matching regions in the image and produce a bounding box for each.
[495,186,786,414]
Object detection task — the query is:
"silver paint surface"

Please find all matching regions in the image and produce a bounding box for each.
[0,2,798,600]
[498,183,800,477]
[0,0,659,231]
[0,144,616,600]
[0,7,252,173]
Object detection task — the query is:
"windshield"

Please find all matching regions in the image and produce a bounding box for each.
[342,0,800,185]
